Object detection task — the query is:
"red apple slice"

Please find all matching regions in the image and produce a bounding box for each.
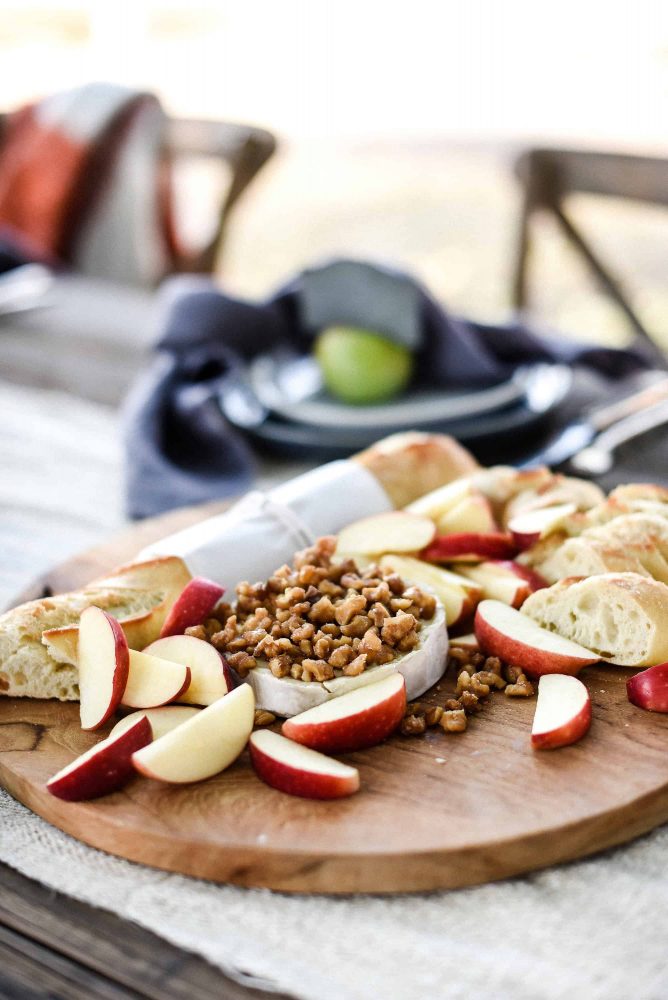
[379,554,479,626]
[436,493,497,535]
[627,662,668,712]
[132,682,254,783]
[282,673,406,753]
[474,599,599,677]
[250,730,360,799]
[421,532,518,563]
[336,511,436,556]
[144,634,234,705]
[531,674,592,749]
[159,577,225,638]
[78,606,130,731]
[508,503,577,551]
[46,716,151,801]
[121,650,191,709]
[110,706,201,741]
[456,560,546,608]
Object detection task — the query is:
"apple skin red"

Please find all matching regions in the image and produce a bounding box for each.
[421,533,519,564]
[492,561,547,593]
[249,741,360,800]
[474,604,599,678]
[47,716,152,801]
[159,577,225,638]
[627,663,668,713]
[531,697,592,750]
[282,681,406,753]
[79,608,130,731]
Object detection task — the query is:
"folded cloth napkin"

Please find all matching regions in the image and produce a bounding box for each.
[0,82,178,286]
[123,259,655,519]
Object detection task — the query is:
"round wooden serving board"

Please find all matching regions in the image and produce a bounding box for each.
[2,502,668,894]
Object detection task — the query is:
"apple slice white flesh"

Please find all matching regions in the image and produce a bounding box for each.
[132,683,254,783]
[250,730,360,799]
[455,560,545,608]
[531,674,592,749]
[78,606,130,731]
[47,716,151,801]
[282,673,406,753]
[110,706,201,741]
[436,493,497,535]
[143,634,234,705]
[336,511,435,557]
[405,478,474,518]
[448,632,479,651]
[474,600,599,677]
[627,662,668,713]
[508,503,577,550]
[121,650,191,709]
[159,577,225,638]
[379,553,479,626]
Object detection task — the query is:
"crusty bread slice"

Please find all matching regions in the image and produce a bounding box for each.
[581,514,668,580]
[0,556,191,701]
[531,537,652,585]
[608,483,668,506]
[522,572,668,666]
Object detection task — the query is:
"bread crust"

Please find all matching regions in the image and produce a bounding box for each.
[353,432,480,508]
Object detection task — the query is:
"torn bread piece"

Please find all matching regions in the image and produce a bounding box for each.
[0,557,191,701]
[522,572,668,667]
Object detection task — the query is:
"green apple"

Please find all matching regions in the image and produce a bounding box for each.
[315,326,413,405]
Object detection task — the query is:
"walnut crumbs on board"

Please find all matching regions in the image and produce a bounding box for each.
[401,646,534,737]
[190,537,437,684]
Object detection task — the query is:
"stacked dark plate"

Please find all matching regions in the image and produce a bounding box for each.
[220,350,573,459]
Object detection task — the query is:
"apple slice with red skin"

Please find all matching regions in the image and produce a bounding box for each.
[144,634,234,705]
[159,577,225,638]
[474,599,599,677]
[531,674,592,749]
[110,705,201,741]
[47,716,151,801]
[282,673,406,753]
[336,511,435,557]
[627,662,668,712]
[456,560,546,608]
[250,730,360,800]
[421,532,518,564]
[78,606,130,731]
[508,503,577,551]
[406,478,475,519]
[121,650,191,709]
[132,683,254,783]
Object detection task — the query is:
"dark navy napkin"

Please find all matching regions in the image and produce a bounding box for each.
[123,259,655,519]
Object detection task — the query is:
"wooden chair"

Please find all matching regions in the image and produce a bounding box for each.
[0,113,277,278]
[512,147,668,358]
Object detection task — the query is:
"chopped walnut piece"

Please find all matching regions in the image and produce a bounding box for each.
[400,714,427,736]
[483,656,503,677]
[341,614,372,638]
[335,594,367,626]
[328,645,355,668]
[291,622,315,642]
[226,652,256,676]
[469,674,491,698]
[308,596,337,623]
[254,709,276,727]
[300,659,335,682]
[368,602,390,628]
[504,663,525,684]
[313,636,332,659]
[444,698,461,711]
[385,572,405,595]
[473,670,506,690]
[184,624,207,641]
[362,582,391,604]
[505,674,535,697]
[343,653,367,676]
[459,690,481,714]
[425,705,444,727]
[440,709,467,733]
[359,627,382,660]
[397,630,419,652]
[381,610,418,644]
[456,671,472,695]
[268,655,291,678]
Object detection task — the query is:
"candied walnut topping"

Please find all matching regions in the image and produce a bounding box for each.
[400,643,535,738]
[203,536,438,683]
[253,709,276,727]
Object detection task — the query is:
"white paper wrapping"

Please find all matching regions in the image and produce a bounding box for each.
[137,460,393,589]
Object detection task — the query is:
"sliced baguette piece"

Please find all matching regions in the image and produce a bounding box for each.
[0,557,191,701]
[583,513,668,561]
[522,572,668,667]
[529,537,653,586]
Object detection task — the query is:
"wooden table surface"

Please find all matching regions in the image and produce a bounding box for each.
[3,372,668,998]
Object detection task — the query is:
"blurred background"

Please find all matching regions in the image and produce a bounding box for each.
[2,0,668,341]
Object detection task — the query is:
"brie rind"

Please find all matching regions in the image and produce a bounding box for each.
[246,599,448,717]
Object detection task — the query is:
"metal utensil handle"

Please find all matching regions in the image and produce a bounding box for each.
[589,373,668,431]
[589,396,668,454]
